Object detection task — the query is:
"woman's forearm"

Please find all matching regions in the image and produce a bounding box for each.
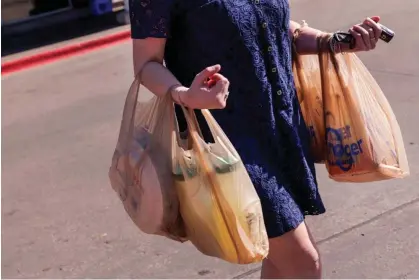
[290,20,328,55]
[140,61,187,100]
[132,38,188,103]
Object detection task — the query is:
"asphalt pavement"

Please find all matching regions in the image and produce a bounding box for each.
[2,0,419,278]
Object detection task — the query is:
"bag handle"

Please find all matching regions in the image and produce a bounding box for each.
[116,69,174,151]
[173,105,204,149]
[115,74,142,152]
[179,105,243,262]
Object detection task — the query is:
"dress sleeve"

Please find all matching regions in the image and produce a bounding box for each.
[129,0,174,39]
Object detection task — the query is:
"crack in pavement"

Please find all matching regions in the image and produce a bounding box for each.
[232,197,419,279]
[370,68,419,78]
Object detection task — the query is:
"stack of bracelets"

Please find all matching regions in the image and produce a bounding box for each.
[293,20,348,54]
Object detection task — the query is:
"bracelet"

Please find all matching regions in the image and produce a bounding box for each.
[178,90,186,107]
[293,21,334,55]
[167,84,186,106]
[292,20,308,54]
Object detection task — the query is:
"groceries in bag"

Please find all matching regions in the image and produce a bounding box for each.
[108,77,187,241]
[318,36,409,182]
[173,107,269,264]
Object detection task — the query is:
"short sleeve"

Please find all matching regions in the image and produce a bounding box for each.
[129,0,175,39]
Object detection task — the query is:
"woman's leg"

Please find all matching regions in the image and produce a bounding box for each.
[260,221,321,279]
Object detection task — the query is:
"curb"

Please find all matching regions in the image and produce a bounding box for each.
[1,30,131,75]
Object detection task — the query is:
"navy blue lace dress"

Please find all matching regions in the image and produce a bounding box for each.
[129,0,326,238]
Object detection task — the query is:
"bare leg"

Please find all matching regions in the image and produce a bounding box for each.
[260,221,321,279]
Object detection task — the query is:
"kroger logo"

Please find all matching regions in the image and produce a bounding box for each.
[326,126,364,172]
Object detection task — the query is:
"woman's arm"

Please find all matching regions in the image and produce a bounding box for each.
[132,38,187,103]
[132,37,229,109]
[289,20,326,55]
[290,17,383,55]
[129,0,229,109]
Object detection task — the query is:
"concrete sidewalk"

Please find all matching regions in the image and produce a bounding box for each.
[2,0,419,278]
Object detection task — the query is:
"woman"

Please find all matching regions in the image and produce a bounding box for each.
[129,0,382,278]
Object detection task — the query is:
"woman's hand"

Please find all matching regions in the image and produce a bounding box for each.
[173,64,230,109]
[341,16,383,52]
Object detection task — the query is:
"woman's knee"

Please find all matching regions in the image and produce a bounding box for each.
[264,222,321,279]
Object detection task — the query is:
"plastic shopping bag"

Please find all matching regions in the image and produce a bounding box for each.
[108,76,186,242]
[318,37,409,182]
[173,107,269,264]
[292,49,326,163]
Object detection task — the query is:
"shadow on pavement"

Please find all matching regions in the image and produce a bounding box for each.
[1,13,125,57]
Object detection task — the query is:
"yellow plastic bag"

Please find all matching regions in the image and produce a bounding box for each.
[293,49,326,163]
[318,37,410,182]
[108,76,187,242]
[173,107,269,264]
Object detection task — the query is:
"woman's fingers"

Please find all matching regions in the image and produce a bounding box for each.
[210,73,224,81]
[370,15,381,23]
[211,75,230,107]
[186,65,231,109]
[206,73,223,88]
[194,64,221,85]
[363,24,377,49]
[364,17,382,42]
[212,75,230,94]
[352,25,372,51]
[349,28,364,51]
[347,16,382,53]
